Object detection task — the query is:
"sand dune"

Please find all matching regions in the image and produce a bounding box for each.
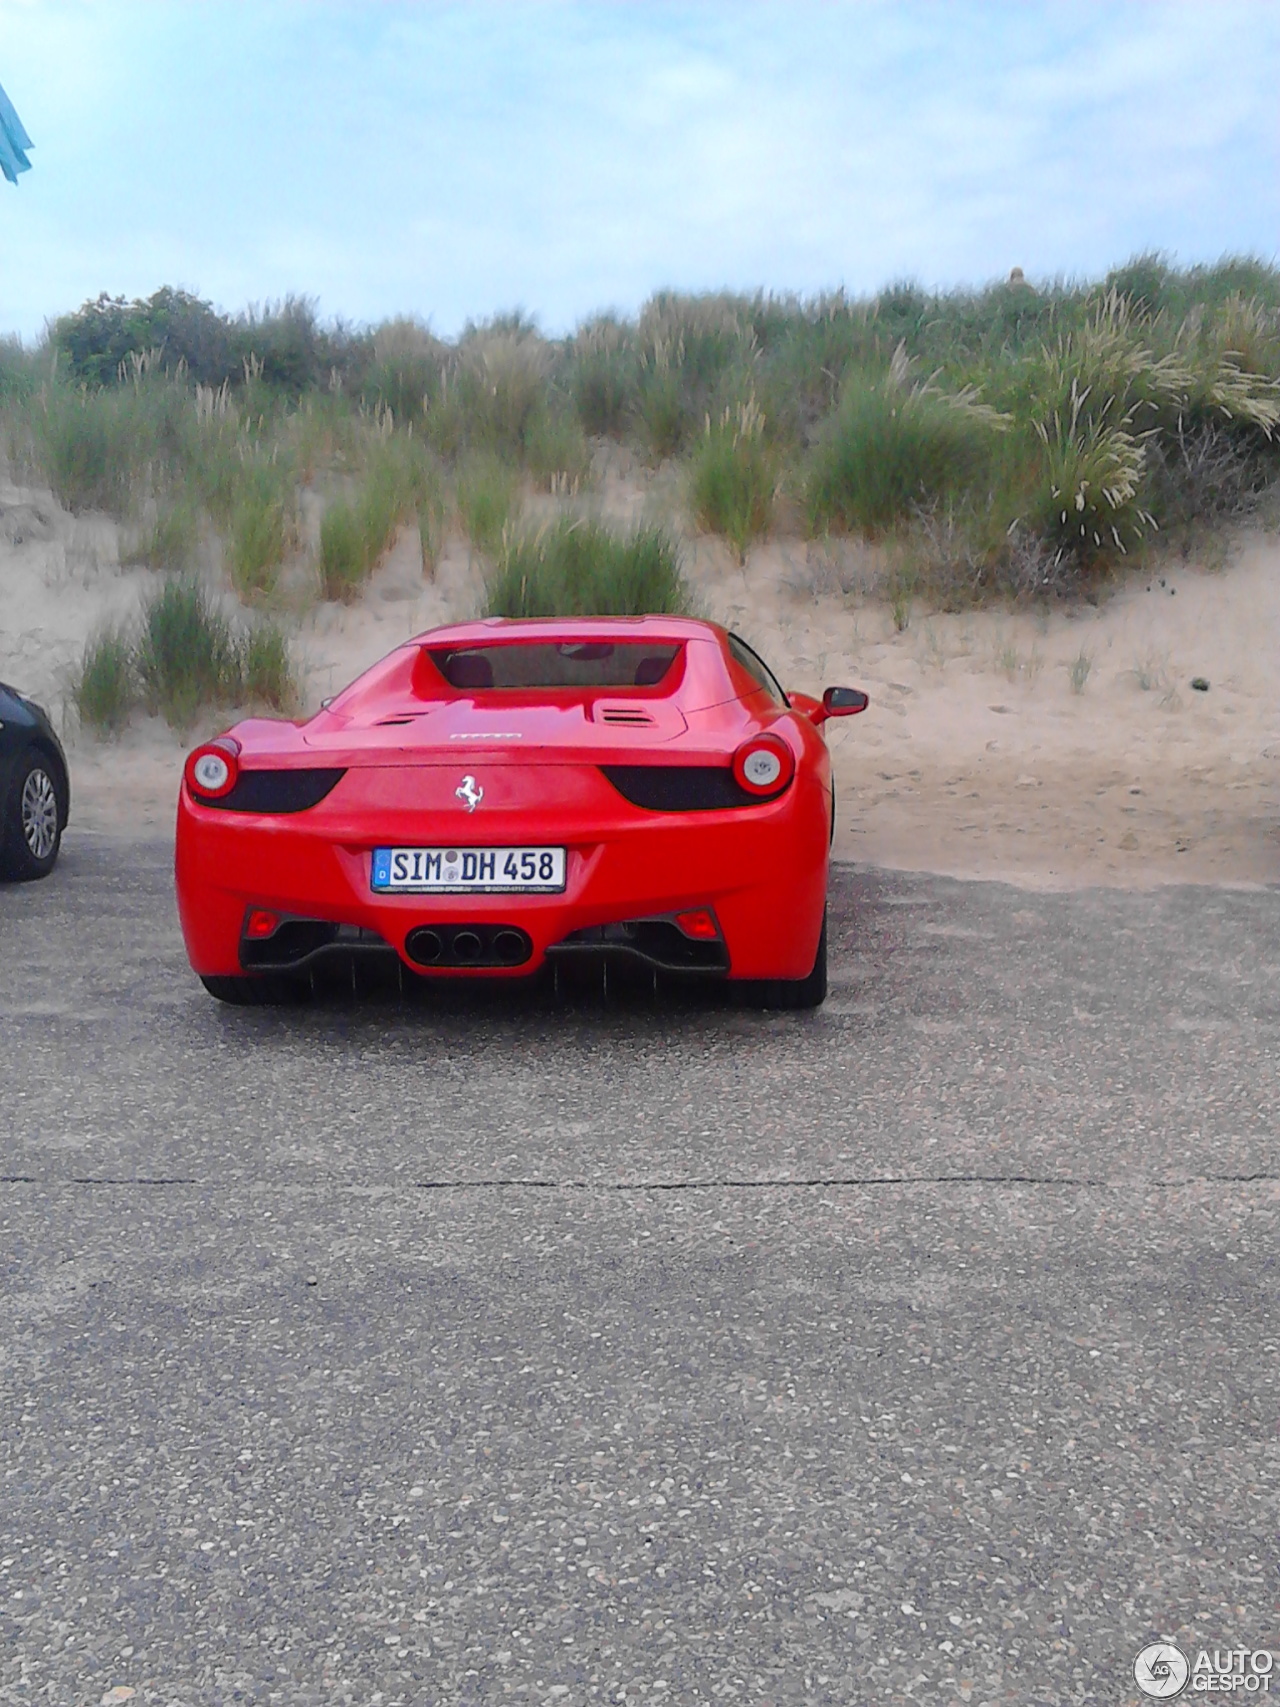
[2,470,1277,889]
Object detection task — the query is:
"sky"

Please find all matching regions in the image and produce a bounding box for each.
[0,0,1277,342]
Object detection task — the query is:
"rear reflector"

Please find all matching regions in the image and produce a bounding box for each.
[675,909,719,940]
[185,738,240,800]
[245,909,279,939]
[731,733,795,797]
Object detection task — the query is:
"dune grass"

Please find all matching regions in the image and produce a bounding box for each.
[74,629,136,735]
[568,316,635,437]
[241,620,295,711]
[688,399,775,561]
[318,501,367,602]
[4,257,1277,625]
[79,579,299,733]
[228,467,291,600]
[524,407,592,494]
[456,451,519,556]
[134,578,243,728]
[124,492,201,572]
[806,352,1008,536]
[32,386,144,514]
[485,519,690,618]
[318,435,443,600]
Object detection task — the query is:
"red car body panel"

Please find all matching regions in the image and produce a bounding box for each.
[175,617,856,987]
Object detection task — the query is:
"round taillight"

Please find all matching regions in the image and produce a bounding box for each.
[732,733,795,797]
[185,740,240,800]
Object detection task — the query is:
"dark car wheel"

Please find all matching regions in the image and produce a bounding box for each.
[200,973,309,1006]
[733,911,828,1010]
[1,750,65,881]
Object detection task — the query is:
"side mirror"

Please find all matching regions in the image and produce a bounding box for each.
[822,686,869,717]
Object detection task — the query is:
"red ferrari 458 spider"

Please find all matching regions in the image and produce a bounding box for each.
[176,616,868,1007]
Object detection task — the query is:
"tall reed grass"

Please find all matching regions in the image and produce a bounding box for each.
[456,452,519,556]
[806,350,1007,535]
[688,398,775,560]
[125,493,200,572]
[486,520,690,617]
[76,579,298,733]
[318,435,443,600]
[134,578,243,728]
[74,629,136,734]
[5,257,1277,622]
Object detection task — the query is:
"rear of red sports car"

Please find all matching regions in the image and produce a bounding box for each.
[176,618,862,1006]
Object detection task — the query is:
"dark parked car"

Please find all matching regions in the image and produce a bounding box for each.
[0,682,69,880]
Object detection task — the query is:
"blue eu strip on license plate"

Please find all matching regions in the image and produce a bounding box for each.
[371,846,566,893]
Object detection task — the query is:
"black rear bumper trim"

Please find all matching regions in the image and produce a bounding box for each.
[547,918,729,975]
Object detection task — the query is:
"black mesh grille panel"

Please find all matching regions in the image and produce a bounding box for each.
[601,765,780,811]
[196,768,346,814]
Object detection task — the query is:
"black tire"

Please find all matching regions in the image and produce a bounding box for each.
[732,911,828,1010]
[200,973,308,1006]
[1,748,65,882]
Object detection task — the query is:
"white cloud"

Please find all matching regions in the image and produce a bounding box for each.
[0,0,1275,339]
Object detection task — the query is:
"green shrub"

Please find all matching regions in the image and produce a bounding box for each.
[53,287,236,388]
[688,400,775,560]
[134,578,242,729]
[74,629,136,734]
[456,452,518,555]
[806,353,1005,534]
[242,620,296,710]
[486,519,690,617]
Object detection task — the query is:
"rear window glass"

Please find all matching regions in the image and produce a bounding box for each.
[727,634,788,707]
[429,642,681,691]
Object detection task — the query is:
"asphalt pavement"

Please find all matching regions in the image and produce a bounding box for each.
[1,836,1277,1706]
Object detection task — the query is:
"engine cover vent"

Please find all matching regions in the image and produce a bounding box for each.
[596,705,656,727]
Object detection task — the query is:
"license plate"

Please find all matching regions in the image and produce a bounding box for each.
[371,846,566,893]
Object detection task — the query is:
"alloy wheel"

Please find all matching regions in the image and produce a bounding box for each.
[21,767,59,860]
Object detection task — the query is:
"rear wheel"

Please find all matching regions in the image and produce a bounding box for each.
[1,750,65,881]
[732,912,828,1010]
[199,973,308,1006]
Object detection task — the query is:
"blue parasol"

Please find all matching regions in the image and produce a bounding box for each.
[0,81,33,184]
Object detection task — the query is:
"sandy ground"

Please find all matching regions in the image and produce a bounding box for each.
[2,467,1278,890]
